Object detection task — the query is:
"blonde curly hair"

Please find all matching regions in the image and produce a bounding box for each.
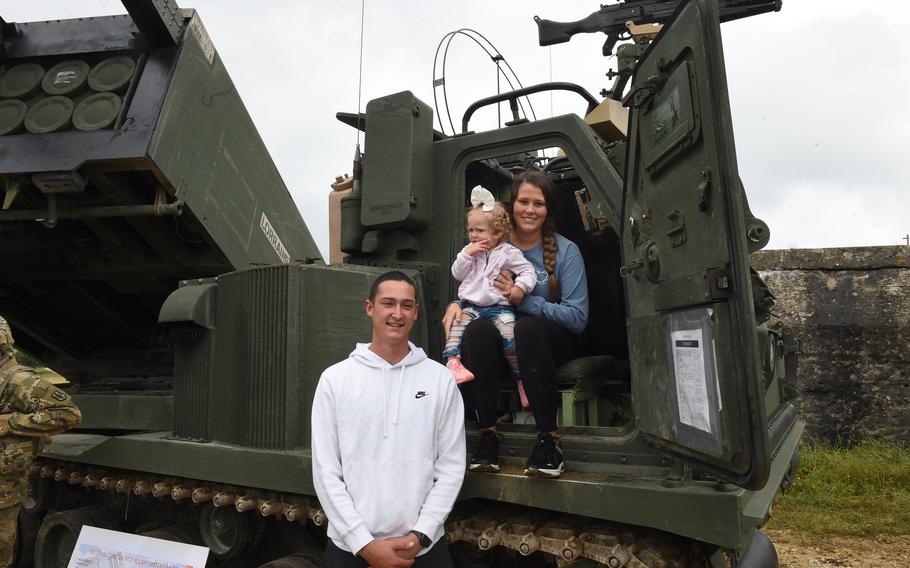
[468,202,512,244]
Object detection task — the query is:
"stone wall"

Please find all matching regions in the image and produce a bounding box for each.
[752,246,910,445]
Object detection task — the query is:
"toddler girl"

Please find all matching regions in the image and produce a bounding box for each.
[445,187,536,405]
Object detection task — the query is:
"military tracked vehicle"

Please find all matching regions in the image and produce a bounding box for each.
[0,0,801,566]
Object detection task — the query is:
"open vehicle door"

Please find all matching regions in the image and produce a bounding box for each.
[622,0,769,489]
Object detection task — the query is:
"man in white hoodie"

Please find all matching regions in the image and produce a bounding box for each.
[312,271,466,568]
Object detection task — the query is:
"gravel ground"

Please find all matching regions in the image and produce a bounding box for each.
[767,530,910,567]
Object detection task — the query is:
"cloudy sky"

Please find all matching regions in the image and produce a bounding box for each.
[5,1,909,257]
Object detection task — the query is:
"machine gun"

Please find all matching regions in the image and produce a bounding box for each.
[535,0,781,56]
[536,0,781,99]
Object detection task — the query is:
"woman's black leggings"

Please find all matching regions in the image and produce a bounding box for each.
[460,315,581,432]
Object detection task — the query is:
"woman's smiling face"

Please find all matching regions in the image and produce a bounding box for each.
[512,182,548,237]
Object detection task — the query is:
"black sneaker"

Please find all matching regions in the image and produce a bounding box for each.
[468,430,501,473]
[524,432,565,478]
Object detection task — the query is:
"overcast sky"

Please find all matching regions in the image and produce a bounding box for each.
[5,1,909,258]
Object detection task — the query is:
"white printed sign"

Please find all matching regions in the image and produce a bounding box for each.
[670,328,712,433]
[260,212,291,264]
[68,526,209,568]
[189,16,215,65]
[54,71,78,85]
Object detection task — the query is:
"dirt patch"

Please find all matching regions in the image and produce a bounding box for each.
[767,529,910,567]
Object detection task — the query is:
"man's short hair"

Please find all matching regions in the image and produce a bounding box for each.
[368,271,417,301]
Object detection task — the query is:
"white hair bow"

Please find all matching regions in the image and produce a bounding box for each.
[470,186,496,212]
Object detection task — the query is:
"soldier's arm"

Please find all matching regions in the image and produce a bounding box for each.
[0,368,81,437]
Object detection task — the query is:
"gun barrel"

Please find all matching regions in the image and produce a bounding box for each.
[717,0,782,23]
[536,0,782,52]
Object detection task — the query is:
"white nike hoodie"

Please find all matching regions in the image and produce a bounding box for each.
[311,342,466,555]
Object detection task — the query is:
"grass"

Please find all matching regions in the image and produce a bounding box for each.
[767,441,910,537]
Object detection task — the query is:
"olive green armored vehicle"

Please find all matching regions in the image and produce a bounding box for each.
[0,0,801,566]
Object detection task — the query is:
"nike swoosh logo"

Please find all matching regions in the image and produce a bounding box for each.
[415,391,428,399]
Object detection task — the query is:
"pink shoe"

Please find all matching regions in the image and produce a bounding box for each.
[447,356,475,384]
[517,380,530,408]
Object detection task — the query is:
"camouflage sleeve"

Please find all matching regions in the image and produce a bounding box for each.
[1,367,81,437]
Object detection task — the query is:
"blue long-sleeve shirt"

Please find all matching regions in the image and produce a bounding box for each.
[516,234,589,334]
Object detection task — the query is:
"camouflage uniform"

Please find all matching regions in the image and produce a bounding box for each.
[0,317,81,566]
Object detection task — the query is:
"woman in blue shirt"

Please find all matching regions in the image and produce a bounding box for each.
[443,171,589,478]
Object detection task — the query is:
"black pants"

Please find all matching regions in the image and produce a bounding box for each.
[460,316,580,432]
[322,539,453,567]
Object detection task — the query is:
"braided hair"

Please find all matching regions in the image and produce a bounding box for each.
[509,171,560,299]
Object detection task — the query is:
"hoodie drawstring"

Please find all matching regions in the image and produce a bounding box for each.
[348,342,427,439]
[391,366,404,428]
[381,365,405,438]
[380,367,388,438]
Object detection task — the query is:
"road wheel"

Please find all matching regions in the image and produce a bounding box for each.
[199,502,261,559]
[141,522,203,545]
[451,541,502,568]
[257,551,323,568]
[22,474,61,515]
[34,506,119,568]
[14,507,42,568]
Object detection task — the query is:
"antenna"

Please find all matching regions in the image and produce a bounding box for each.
[355,0,366,149]
[431,29,536,136]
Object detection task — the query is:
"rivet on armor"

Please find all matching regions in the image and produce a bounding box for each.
[213,492,235,507]
[235,495,256,512]
[608,543,631,566]
[307,506,326,527]
[82,473,101,488]
[171,484,192,501]
[285,504,305,523]
[192,487,212,503]
[519,533,540,556]
[259,500,286,517]
[478,528,501,551]
[444,522,462,543]
[561,536,584,561]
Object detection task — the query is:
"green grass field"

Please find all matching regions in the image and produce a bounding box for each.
[767,441,910,537]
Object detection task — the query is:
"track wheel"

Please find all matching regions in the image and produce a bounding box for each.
[199,502,259,559]
[141,523,203,545]
[14,508,42,568]
[257,551,323,568]
[23,473,61,515]
[451,541,502,568]
[35,506,119,568]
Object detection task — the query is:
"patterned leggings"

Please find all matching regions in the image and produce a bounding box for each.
[443,304,518,378]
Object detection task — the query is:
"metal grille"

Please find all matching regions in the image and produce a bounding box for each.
[173,328,212,440]
[210,265,300,449]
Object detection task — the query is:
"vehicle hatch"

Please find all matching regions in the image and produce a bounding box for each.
[622,0,770,489]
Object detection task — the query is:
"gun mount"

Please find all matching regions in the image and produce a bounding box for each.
[536,0,782,55]
[536,0,782,98]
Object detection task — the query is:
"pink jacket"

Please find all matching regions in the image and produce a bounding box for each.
[452,243,537,307]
